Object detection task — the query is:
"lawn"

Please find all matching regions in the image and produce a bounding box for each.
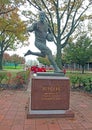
[3,65,24,70]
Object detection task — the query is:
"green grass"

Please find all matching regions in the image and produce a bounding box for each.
[3,65,23,69]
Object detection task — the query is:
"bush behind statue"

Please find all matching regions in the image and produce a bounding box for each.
[68,73,92,93]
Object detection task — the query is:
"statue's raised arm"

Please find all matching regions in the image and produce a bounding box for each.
[27,22,37,32]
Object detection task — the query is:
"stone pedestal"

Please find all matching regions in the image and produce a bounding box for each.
[27,75,74,118]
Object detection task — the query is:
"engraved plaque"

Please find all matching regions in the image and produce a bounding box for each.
[31,76,70,110]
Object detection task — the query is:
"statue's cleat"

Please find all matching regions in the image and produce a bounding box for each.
[24,50,32,56]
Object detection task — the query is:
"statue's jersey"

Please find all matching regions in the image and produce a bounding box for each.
[28,21,53,43]
[33,21,49,43]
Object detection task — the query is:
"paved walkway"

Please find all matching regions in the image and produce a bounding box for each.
[0,89,92,130]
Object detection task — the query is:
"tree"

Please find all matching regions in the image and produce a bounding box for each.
[0,0,25,15]
[3,53,25,68]
[37,56,51,66]
[87,15,92,37]
[63,34,92,73]
[0,7,28,70]
[3,52,11,65]
[26,59,38,66]
[24,0,92,69]
[11,54,25,68]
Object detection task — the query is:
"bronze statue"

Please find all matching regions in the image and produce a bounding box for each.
[24,11,61,72]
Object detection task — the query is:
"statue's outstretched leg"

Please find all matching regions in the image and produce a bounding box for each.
[48,54,61,72]
[24,50,45,57]
[24,50,32,56]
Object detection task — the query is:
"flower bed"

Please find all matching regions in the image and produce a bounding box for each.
[0,70,30,90]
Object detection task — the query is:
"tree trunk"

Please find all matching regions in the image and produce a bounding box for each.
[56,43,62,69]
[82,65,85,74]
[0,53,3,70]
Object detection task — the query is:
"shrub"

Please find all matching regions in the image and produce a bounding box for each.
[67,73,92,92]
[16,70,30,84]
[0,71,7,83]
[0,70,30,89]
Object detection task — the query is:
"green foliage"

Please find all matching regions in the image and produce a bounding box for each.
[0,0,9,4]
[0,6,28,70]
[0,71,7,83]
[3,53,25,69]
[16,70,30,85]
[64,34,92,73]
[0,0,26,15]
[0,69,30,89]
[37,56,50,66]
[67,73,92,92]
